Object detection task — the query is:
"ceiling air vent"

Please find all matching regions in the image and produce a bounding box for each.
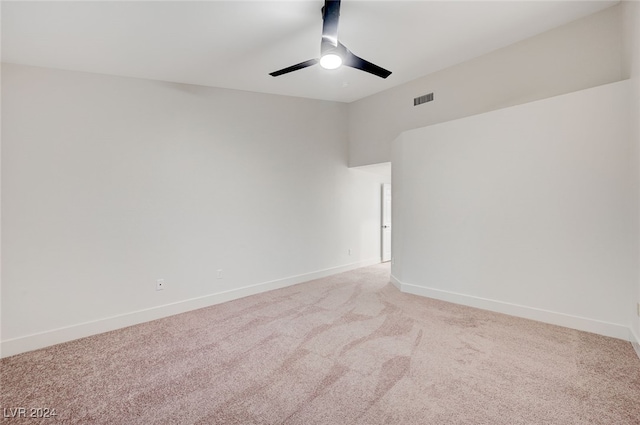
[414,92,434,106]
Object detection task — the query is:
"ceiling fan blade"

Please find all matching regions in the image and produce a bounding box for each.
[343,48,392,79]
[269,59,319,77]
[321,0,341,52]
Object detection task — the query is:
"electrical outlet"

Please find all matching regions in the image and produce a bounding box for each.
[348,249,352,256]
[217,269,223,279]
[637,302,640,317]
[156,279,165,291]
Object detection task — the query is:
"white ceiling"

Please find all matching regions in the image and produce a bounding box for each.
[2,1,618,103]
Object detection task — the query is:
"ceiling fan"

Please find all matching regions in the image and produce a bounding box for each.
[269,0,392,79]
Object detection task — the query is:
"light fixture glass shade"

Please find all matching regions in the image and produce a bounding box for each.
[320,53,342,70]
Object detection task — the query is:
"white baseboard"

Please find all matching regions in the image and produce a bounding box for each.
[0,258,381,358]
[390,275,630,341]
[389,273,402,291]
[631,327,640,361]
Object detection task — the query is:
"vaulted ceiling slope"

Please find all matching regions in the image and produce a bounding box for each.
[1,1,618,103]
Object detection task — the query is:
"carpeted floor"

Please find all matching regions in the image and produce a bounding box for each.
[1,263,639,424]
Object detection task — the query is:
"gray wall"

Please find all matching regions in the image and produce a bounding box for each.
[622,0,640,346]
[1,64,387,356]
[391,81,634,339]
[349,5,623,167]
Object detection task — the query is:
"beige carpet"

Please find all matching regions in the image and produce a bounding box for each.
[1,263,639,424]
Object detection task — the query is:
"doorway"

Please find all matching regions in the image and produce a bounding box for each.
[382,183,392,262]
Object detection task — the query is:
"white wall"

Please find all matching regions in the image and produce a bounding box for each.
[622,0,640,350]
[350,4,623,167]
[1,63,387,356]
[392,81,634,340]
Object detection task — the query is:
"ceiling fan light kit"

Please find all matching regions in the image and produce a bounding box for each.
[320,53,342,70]
[270,0,391,79]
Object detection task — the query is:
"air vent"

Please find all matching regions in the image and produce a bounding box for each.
[414,92,434,106]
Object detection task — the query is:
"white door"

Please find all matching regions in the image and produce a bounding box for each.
[381,183,392,262]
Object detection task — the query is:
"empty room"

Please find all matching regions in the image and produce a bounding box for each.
[2,0,640,424]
